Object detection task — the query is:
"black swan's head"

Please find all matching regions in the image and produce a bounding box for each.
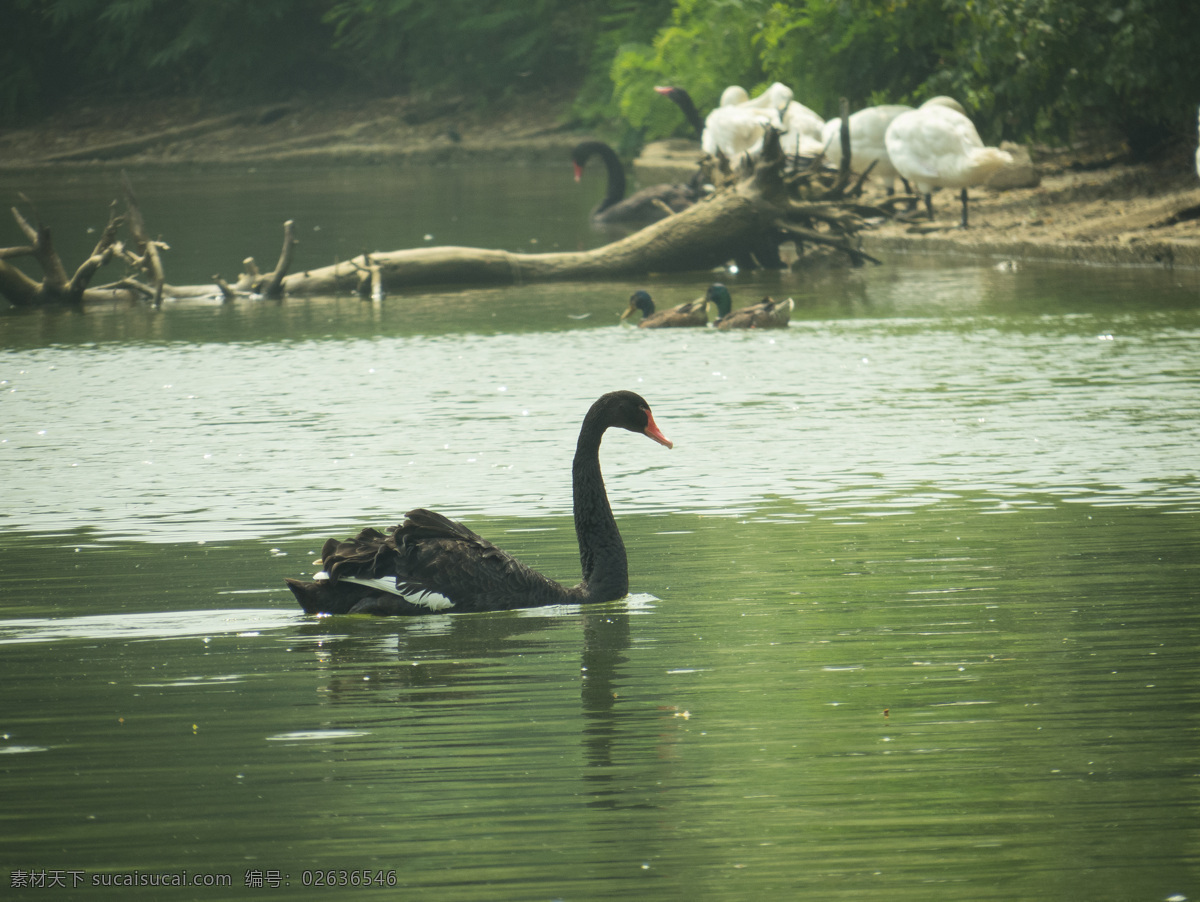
[654,86,704,136]
[654,85,694,111]
[619,290,655,322]
[571,141,611,182]
[593,390,672,448]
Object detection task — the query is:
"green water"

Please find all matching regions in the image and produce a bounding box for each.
[1,163,1198,900]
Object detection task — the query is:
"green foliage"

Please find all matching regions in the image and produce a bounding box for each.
[571,0,674,125]
[1,0,346,119]
[323,0,600,98]
[610,0,774,142]
[759,0,961,116]
[1,3,64,119]
[942,0,1200,156]
[3,0,1196,160]
[605,0,1200,157]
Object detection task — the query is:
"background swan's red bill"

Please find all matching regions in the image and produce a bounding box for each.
[643,409,673,448]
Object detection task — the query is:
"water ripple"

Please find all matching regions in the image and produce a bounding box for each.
[3,300,1198,542]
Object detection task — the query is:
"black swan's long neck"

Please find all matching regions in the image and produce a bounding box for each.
[581,142,626,214]
[572,414,627,602]
[674,90,705,138]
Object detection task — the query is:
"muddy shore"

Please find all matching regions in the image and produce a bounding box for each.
[3,93,1200,270]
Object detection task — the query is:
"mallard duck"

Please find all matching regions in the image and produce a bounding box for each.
[884,102,1013,227]
[619,290,709,328]
[706,283,794,330]
[286,392,672,616]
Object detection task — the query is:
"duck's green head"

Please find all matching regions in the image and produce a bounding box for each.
[620,290,655,322]
[704,283,732,318]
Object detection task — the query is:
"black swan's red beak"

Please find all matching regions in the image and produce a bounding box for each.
[643,409,673,449]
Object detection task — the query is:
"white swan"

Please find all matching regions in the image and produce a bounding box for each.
[821,98,968,194]
[720,85,750,106]
[701,82,792,162]
[821,104,913,192]
[734,81,825,157]
[921,96,966,115]
[736,81,792,114]
[884,103,1013,227]
[658,81,818,163]
[736,82,824,155]
[701,105,779,160]
[780,98,826,158]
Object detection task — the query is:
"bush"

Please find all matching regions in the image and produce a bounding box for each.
[610,0,774,142]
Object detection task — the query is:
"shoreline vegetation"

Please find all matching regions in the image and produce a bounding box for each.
[5,0,1199,273]
[3,91,1200,272]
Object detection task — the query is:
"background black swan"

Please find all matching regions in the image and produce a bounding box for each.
[571,140,697,226]
[654,86,705,139]
[286,391,673,616]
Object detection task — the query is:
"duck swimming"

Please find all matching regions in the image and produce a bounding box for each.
[286,391,672,616]
[572,141,697,225]
[707,284,794,330]
[619,290,709,328]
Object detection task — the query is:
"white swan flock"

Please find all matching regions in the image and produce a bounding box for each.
[658,81,1020,227]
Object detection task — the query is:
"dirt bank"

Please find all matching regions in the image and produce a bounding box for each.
[3,93,1200,269]
[0,91,583,168]
[866,156,1200,269]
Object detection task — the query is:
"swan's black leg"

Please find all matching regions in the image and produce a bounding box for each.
[959,188,970,228]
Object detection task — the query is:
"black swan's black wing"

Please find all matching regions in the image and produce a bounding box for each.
[289,509,571,615]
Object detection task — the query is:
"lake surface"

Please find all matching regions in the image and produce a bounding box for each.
[1,163,1198,900]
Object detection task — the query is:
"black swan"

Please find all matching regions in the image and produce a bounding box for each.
[286,391,673,616]
[571,141,696,226]
[707,283,794,330]
[619,289,709,328]
[654,85,705,139]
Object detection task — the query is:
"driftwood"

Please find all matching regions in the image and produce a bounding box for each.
[0,189,298,307]
[281,129,880,297]
[213,220,298,300]
[0,174,177,307]
[0,195,125,308]
[119,171,167,306]
[1,128,885,309]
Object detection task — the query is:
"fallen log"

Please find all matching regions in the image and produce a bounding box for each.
[281,131,879,296]
[1,131,881,308]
